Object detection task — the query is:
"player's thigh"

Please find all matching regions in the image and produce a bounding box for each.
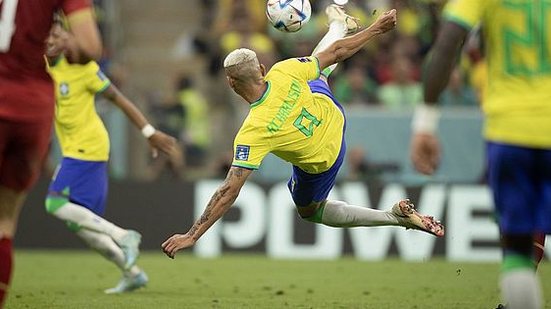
[49,158,108,216]
[288,143,346,210]
[0,119,51,192]
[486,142,539,234]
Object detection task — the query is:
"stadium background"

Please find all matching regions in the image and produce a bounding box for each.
[17,0,549,261]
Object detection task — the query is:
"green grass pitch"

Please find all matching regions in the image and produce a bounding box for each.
[6,251,551,308]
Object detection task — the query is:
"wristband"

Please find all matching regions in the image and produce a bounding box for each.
[141,124,156,138]
[412,104,440,134]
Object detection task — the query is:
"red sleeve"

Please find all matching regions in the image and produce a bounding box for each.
[62,0,92,15]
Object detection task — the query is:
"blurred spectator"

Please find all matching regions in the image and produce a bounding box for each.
[147,94,185,180]
[347,147,400,183]
[333,65,378,106]
[176,75,211,167]
[378,57,422,110]
[213,0,266,35]
[438,68,478,107]
[219,9,276,67]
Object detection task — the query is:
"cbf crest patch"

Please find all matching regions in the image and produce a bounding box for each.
[59,82,69,96]
[235,145,250,161]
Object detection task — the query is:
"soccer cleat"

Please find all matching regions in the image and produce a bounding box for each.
[325,4,360,34]
[116,230,142,269]
[391,199,445,237]
[104,271,148,294]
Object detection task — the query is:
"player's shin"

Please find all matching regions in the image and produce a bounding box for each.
[312,22,347,77]
[0,237,12,307]
[45,196,127,242]
[500,234,543,309]
[306,200,399,227]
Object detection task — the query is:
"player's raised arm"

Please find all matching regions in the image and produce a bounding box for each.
[315,9,397,71]
[101,85,176,157]
[409,22,469,175]
[64,6,102,63]
[161,166,253,258]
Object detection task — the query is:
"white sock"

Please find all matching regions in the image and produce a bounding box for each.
[321,200,400,227]
[77,229,141,276]
[500,269,542,309]
[312,22,347,76]
[53,202,128,243]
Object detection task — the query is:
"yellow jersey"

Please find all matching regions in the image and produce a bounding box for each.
[47,57,111,161]
[445,0,551,148]
[232,57,345,174]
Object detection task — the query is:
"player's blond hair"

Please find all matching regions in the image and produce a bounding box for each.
[223,48,260,82]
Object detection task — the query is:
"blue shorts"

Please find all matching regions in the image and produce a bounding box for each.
[487,142,551,234]
[287,79,346,207]
[48,157,108,216]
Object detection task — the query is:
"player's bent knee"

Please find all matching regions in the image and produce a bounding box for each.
[296,202,325,223]
[45,194,69,214]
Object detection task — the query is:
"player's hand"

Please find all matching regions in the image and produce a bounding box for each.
[148,131,177,158]
[410,132,440,175]
[161,233,196,259]
[371,9,397,34]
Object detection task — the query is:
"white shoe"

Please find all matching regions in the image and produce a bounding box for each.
[325,4,360,34]
[391,199,445,237]
[104,271,148,294]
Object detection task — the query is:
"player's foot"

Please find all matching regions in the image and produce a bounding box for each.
[104,271,148,294]
[325,4,360,34]
[391,199,445,237]
[116,230,142,269]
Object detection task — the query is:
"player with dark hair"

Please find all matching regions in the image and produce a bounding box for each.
[409,1,551,308]
[44,22,175,293]
[162,6,444,259]
[0,0,102,306]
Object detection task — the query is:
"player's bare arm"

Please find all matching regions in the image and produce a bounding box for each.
[410,22,469,175]
[102,85,176,157]
[64,8,103,63]
[161,166,253,258]
[315,9,397,71]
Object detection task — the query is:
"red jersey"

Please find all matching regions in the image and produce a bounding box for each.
[0,0,91,121]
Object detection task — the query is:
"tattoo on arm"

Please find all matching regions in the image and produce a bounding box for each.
[187,168,244,239]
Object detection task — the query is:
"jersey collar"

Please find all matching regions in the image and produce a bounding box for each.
[250,81,271,108]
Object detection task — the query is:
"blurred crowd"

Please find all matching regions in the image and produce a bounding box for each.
[82,0,486,181]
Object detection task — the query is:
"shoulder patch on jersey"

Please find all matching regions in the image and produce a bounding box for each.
[235,145,250,161]
[296,57,311,63]
[59,82,70,96]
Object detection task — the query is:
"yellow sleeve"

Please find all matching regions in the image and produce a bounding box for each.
[232,122,271,170]
[444,0,489,30]
[271,56,321,82]
[85,61,111,94]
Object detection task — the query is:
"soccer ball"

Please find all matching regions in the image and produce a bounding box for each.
[266,0,312,33]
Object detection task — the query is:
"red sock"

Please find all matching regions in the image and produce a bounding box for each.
[534,232,546,269]
[0,237,13,308]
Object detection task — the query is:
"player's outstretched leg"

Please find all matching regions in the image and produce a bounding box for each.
[312,4,360,78]
[305,199,444,237]
[77,229,148,294]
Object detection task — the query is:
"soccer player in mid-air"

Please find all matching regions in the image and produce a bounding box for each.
[162,5,444,259]
[44,21,176,293]
[409,0,551,308]
[0,1,102,306]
